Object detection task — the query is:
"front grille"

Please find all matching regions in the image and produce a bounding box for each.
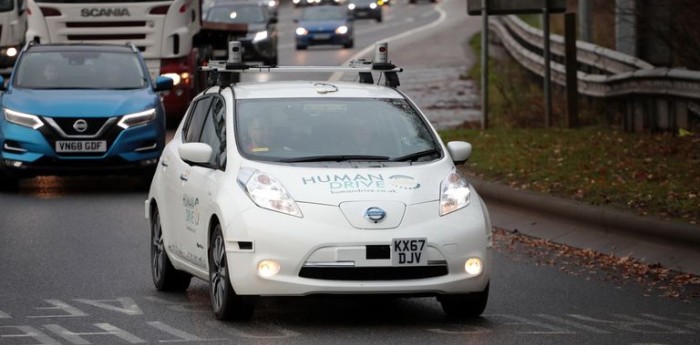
[66,21,146,28]
[49,117,111,137]
[299,265,448,281]
[67,34,146,41]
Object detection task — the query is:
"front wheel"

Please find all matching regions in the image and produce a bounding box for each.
[209,223,255,320]
[438,283,489,318]
[151,207,191,292]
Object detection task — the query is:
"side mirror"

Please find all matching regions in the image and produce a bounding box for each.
[446,141,472,165]
[154,75,174,92]
[178,142,213,165]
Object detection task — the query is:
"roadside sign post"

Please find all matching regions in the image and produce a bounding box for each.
[468,0,566,128]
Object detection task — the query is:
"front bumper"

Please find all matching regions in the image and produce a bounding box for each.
[224,200,492,296]
[0,118,164,178]
[297,32,351,47]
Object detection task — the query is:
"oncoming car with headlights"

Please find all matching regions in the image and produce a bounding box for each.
[145,42,492,321]
[295,5,354,50]
[0,43,173,187]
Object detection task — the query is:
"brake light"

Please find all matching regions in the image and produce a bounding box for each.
[40,7,61,17]
[150,5,170,15]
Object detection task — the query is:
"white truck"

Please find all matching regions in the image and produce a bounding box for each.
[0,0,27,75]
[25,0,207,121]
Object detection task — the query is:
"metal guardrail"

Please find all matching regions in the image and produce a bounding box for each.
[490,15,700,131]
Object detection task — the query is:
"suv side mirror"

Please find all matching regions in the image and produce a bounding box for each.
[154,75,174,92]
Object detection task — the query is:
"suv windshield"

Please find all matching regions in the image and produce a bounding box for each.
[236,98,440,163]
[14,49,148,90]
[301,6,348,21]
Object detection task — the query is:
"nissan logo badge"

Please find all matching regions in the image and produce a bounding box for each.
[364,207,386,223]
[73,119,88,133]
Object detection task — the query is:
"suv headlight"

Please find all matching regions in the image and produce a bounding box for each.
[253,30,269,43]
[238,168,303,217]
[439,171,471,216]
[4,109,43,129]
[117,109,156,129]
[296,27,308,36]
[335,25,349,34]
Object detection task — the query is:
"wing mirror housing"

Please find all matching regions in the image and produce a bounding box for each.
[446,141,472,165]
[178,142,213,165]
[154,75,174,92]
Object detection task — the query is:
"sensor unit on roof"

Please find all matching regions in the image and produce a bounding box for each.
[199,41,403,88]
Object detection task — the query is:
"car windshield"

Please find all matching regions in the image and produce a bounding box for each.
[301,6,348,21]
[14,49,148,90]
[206,5,266,23]
[236,98,441,163]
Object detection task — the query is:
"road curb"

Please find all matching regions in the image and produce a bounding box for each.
[469,177,700,247]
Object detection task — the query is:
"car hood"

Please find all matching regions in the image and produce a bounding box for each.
[298,19,347,31]
[241,160,456,206]
[1,88,157,117]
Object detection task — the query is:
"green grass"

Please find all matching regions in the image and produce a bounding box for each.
[439,127,700,224]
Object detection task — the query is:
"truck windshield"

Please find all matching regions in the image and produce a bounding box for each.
[0,0,13,12]
[14,49,148,90]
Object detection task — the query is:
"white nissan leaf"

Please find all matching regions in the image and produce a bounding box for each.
[145,42,493,321]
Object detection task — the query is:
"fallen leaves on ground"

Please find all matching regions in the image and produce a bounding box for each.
[493,227,700,302]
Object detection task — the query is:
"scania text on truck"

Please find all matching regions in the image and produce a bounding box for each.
[25,0,205,122]
[0,0,28,75]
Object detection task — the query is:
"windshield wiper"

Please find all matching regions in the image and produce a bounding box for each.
[280,155,390,163]
[390,148,440,162]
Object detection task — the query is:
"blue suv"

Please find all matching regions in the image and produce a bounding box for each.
[0,43,173,188]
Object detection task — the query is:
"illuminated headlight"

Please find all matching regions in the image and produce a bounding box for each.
[293,0,300,4]
[258,260,281,278]
[348,4,356,10]
[295,27,308,36]
[465,258,483,275]
[238,168,303,217]
[268,0,276,8]
[117,109,157,129]
[369,3,377,9]
[5,47,18,58]
[4,109,43,129]
[253,30,269,42]
[439,171,471,216]
[335,25,349,34]
[161,73,181,86]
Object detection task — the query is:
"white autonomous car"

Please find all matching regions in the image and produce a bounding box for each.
[145,42,493,321]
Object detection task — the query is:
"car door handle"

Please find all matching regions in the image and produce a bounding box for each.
[180,174,188,182]
[161,160,168,167]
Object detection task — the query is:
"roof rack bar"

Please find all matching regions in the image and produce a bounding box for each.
[201,63,403,74]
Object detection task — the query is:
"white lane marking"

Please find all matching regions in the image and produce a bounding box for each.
[536,314,611,334]
[75,297,143,316]
[0,325,60,344]
[147,321,228,343]
[567,314,693,334]
[0,310,11,318]
[328,0,449,82]
[44,323,146,344]
[27,300,88,319]
[486,314,575,334]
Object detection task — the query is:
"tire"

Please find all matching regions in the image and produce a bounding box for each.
[438,283,489,319]
[264,54,278,66]
[296,44,307,50]
[376,15,382,23]
[151,207,192,292]
[343,39,354,49]
[209,223,255,321]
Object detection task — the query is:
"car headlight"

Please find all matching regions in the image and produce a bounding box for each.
[335,25,349,34]
[369,3,377,9]
[348,4,356,10]
[296,27,308,36]
[253,30,269,43]
[439,171,471,216]
[4,109,43,129]
[238,168,303,218]
[267,0,276,8]
[117,109,157,129]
